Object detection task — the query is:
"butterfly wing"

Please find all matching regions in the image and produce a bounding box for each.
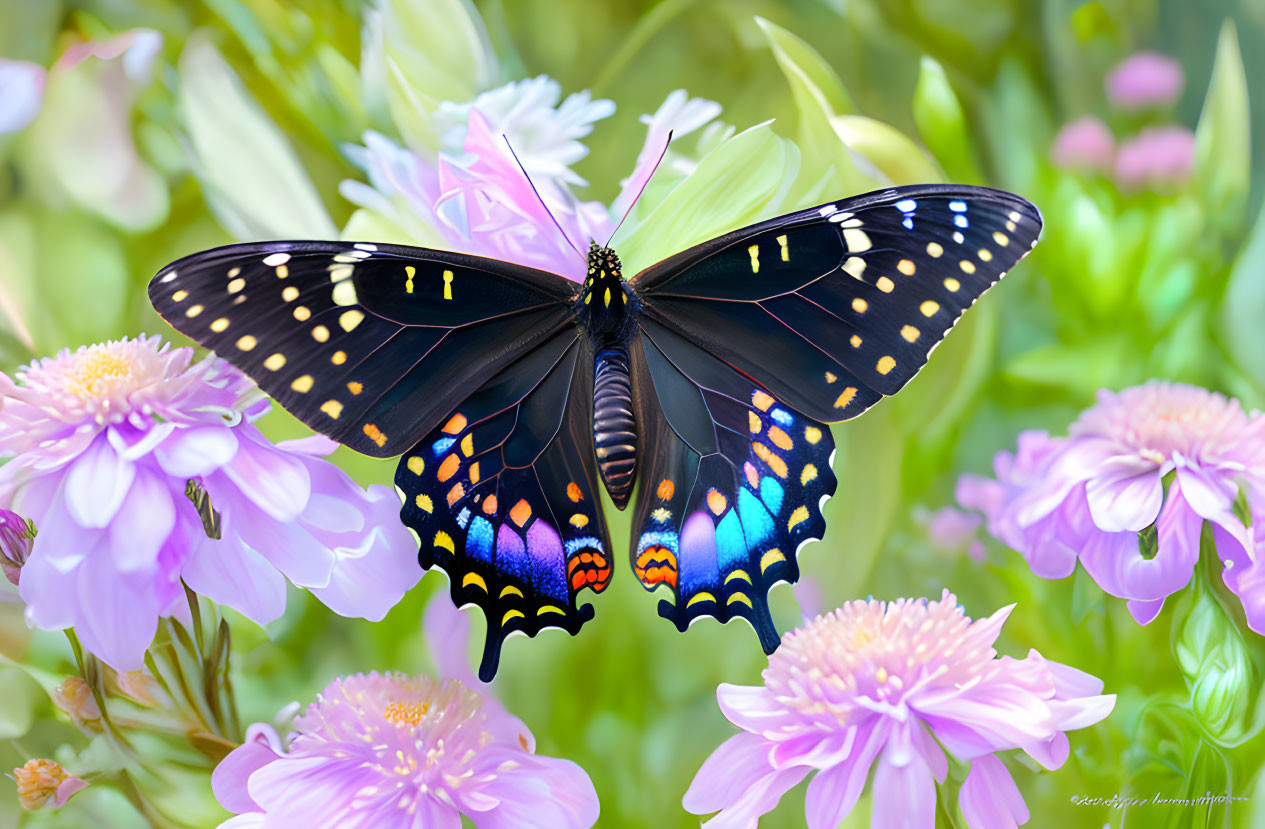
[629,322,836,648]
[632,185,1041,423]
[149,241,578,457]
[395,335,613,681]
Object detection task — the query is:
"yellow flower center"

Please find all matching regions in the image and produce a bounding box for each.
[384,700,431,726]
[62,346,138,401]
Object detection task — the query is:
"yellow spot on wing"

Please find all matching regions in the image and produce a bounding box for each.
[570,513,589,527]
[993,231,1009,246]
[339,310,365,331]
[347,382,362,395]
[468,462,480,484]
[500,586,523,599]
[876,356,896,375]
[210,318,230,332]
[978,249,993,262]
[263,353,286,371]
[901,325,920,342]
[293,306,311,321]
[801,464,818,485]
[850,335,861,348]
[236,335,257,351]
[442,270,454,299]
[312,325,329,342]
[282,286,299,301]
[185,304,204,318]
[434,531,454,553]
[460,434,474,456]
[876,277,894,293]
[748,411,762,434]
[407,456,425,475]
[727,593,753,607]
[462,572,486,591]
[804,426,822,444]
[538,605,565,616]
[725,570,751,584]
[686,592,716,608]
[291,375,314,393]
[320,399,343,418]
[227,278,245,294]
[748,244,760,273]
[897,259,916,275]
[405,265,415,293]
[926,242,944,258]
[415,493,433,513]
[825,372,837,383]
[788,506,810,530]
[943,277,960,292]
[331,351,346,365]
[834,387,857,409]
[760,549,785,572]
[843,228,872,252]
[777,234,789,261]
[172,290,188,302]
[920,300,940,316]
[842,256,866,278]
[332,280,357,306]
[852,298,868,313]
[960,260,976,274]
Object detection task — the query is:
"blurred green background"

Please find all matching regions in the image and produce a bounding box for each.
[3,0,1265,826]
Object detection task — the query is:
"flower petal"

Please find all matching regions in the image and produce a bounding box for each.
[803,720,889,829]
[683,732,778,815]
[219,428,311,522]
[72,549,161,670]
[65,435,135,528]
[870,738,936,829]
[715,684,793,735]
[181,531,288,626]
[307,523,422,621]
[470,751,599,829]
[107,467,176,573]
[959,754,1029,829]
[1084,460,1163,532]
[212,726,284,814]
[154,425,239,478]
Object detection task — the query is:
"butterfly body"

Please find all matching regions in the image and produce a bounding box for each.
[149,184,1042,681]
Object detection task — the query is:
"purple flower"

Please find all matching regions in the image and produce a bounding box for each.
[0,507,34,585]
[1051,116,1115,173]
[342,86,721,283]
[1114,126,1196,190]
[960,382,1265,629]
[684,591,1114,828]
[212,672,600,828]
[0,336,420,670]
[1105,52,1184,109]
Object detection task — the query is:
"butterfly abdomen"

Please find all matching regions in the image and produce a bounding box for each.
[593,347,637,509]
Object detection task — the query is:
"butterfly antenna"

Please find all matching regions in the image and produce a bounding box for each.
[607,129,673,247]
[501,135,584,259]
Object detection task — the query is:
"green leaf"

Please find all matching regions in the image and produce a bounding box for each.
[913,56,981,182]
[831,114,942,185]
[178,35,337,240]
[1221,188,1265,387]
[379,0,499,152]
[1194,20,1251,235]
[617,122,799,274]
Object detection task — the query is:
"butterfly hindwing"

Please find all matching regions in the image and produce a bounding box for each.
[396,335,613,681]
[633,185,1041,424]
[630,320,837,647]
[149,242,577,457]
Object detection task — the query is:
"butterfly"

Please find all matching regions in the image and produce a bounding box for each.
[149,184,1040,680]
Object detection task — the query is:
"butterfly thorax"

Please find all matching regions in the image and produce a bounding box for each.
[580,242,631,340]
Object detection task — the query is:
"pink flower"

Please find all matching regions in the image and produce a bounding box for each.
[0,336,420,670]
[1051,116,1115,172]
[1106,52,1184,109]
[1114,126,1196,189]
[915,505,986,561]
[960,382,1265,629]
[684,591,1114,828]
[212,672,600,828]
[342,86,721,282]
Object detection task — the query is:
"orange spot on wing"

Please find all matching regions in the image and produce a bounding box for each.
[442,414,467,434]
[446,482,465,506]
[752,442,789,478]
[744,462,760,490]
[634,546,678,588]
[767,426,793,451]
[362,423,386,447]
[437,454,460,483]
[707,488,728,516]
[509,499,532,527]
[657,479,675,500]
[482,495,498,514]
[567,482,583,502]
[751,390,775,411]
[468,462,480,484]
[347,382,363,395]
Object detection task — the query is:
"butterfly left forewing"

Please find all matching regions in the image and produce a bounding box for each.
[149,241,578,456]
[396,336,613,681]
[632,185,1041,424]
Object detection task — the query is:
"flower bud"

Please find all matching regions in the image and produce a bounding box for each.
[0,509,34,586]
[1174,581,1259,744]
[115,669,159,707]
[13,759,87,811]
[51,677,102,730]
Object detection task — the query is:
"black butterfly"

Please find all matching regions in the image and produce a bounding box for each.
[149,184,1040,679]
